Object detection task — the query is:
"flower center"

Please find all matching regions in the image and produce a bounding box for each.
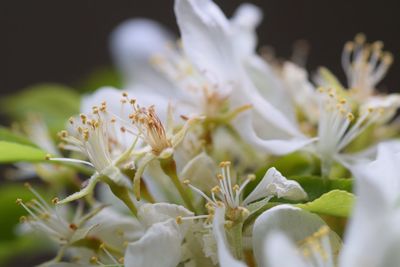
[298,226,335,267]
[342,33,393,100]
[184,161,253,221]
[123,94,172,155]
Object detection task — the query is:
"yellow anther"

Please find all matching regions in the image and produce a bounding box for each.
[346,113,355,122]
[176,216,183,224]
[68,117,74,124]
[211,186,221,194]
[19,216,27,223]
[247,174,256,181]
[355,33,366,44]
[183,179,190,185]
[339,98,347,104]
[24,182,31,188]
[83,129,90,141]
[80,114,87,124]
[16,198,23,204]
[372,41,383,51]
[92,106,99,114]
[344,41,354,52]
[45,154,52,160]
[314,225,330,238]
[216,201,224,207]
[118,257,124,264]
[99,243,106,250]
[205,202,214,210]
[122,92,128,97]
[217,174,224,180]
[69,223,78,231]
[219,161,231,167]
[232,184,240,191]
[52,197,59,204]
[383,52,394,65]
[90,256,99,264]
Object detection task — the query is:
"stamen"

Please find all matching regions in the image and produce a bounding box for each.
[100,243,120,265]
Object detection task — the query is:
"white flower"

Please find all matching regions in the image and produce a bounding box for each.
[184,159,306,264]
[256,143,400,267]
[315,87,387,176]
[110,0,313,156]
[317,34,400,121]
[48,92,137,204]
[17,185,142,266]
[175,0,314,155]
[185,161,306,215]
[342,34,393,99]
[124,203,193,267]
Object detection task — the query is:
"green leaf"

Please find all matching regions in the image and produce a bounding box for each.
[0,184,54,265]
[296,190,354,217]
[290,176,353,201]
[267,152,320,177]
[0,141,47,163]
[0,126,37,147]
[0,83,80,135]
[244,152,320,197]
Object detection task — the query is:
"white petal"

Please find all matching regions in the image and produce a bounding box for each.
[81,86,124,114]
[282,62,319,123]
[264,231,309,267]
[175,0,304,138]
[340,145,400,267]
[175,0,236,82]
[252,205,341,267]
[233,111,315,155]
[180,151,218,192]
[245,56,296,122]
[87,207,145,245]
[110,19,175,91]
[125,220,183,267]
[231,3,262,57]
[213,206,247,267]
[138,203,193,228]
[243,167,307,205]
[337,139,400,170]
[351,143,400,207]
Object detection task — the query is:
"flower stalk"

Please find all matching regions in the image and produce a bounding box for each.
[159,157,196,212]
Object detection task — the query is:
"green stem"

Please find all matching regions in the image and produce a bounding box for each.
[160,158,196,213]
[227,222,244,260]
[321,157,332,180]
[107,180,137,216]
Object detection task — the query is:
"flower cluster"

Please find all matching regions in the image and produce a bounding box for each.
[6,0,400,266]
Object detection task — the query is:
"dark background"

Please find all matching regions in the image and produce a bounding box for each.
[2,0,400,94]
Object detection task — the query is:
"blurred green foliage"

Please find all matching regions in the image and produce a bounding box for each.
[0,84,81,136]
[0,141,47,163]
[0,184,52,265]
